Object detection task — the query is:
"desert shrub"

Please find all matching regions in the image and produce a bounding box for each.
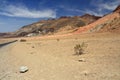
[75,38,78,40]
[20,39,26,42]
[74,42,87,55]
[56,38,60,41]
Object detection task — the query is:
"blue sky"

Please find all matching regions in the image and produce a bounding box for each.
[0,0,120,32]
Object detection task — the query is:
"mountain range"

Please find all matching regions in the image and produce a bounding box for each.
[0,5,120,38]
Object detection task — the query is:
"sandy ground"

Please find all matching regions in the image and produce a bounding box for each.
[0,32,120,80]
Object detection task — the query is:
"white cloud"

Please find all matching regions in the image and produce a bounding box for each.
[98,0,120,11]
[59,5,104,16]
[64,8,85,13]
[58,5,85,13]
[83,0,120,16]
[84,10,104,16]
[91,0,120,12]
[0,5,56,18]
[100,4,117,10]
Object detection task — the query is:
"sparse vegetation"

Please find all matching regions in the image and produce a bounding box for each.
[56,38,60,41]
[75,38,78,40]
[32,46,35,48]
[74,42,87,55]
[20,39,27,42]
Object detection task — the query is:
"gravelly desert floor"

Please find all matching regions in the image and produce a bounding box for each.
[0,32,120,80]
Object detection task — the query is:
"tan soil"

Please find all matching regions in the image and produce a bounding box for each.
[0,32,120,80]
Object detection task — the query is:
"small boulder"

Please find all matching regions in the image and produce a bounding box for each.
[19,66,29,73]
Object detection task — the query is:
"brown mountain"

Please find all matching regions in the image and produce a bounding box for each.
[75,5,120,34]
[81,14,101,24]
[14,14,100,37]
[1,5,120,38]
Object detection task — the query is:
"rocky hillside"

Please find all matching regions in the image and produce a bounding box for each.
[14,14,100,37]
[75,5,120,34]
[90,5,120,33]
[98,5,120,33]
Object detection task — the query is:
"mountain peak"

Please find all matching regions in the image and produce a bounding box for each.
[80,14,101,24]
[81,14,101,19]
[113,5,120,13]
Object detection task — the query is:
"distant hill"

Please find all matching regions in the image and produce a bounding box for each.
[0,33,7,37]
[81,14,100,23]
[14,14,100,37]
[0,32,15,38]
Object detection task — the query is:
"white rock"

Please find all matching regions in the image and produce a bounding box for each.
[19,66,29,73]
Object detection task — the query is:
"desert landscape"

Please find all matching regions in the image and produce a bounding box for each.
[0,32,120,80]
[0,2,120,80]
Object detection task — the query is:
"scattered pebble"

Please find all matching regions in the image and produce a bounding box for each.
[78,58,86,62]
[82,71,89,76]
[30,52,35,54]
[32,46,35,48]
